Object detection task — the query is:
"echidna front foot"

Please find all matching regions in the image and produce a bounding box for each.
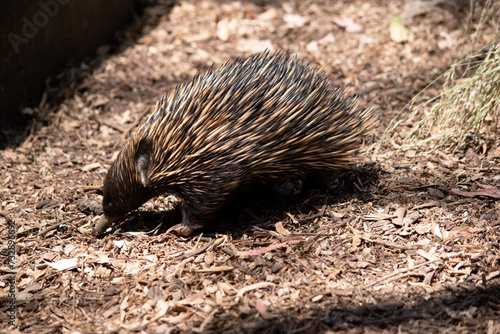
[166,205,206,236]
[167,222,204,236]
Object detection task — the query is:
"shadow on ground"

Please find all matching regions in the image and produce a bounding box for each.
[235,284,500,333]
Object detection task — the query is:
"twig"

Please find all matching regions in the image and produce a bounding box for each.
[233,240,302,256]
[137,84,164,96]
[109,257,155,262]
[39,217,81,236]
[121,107,150,141]
[83,185,102,192]
[366,252,464,288]
[222,247,237,256]
[361,236,412,251]
[297,212,324,223]
[171,238,216,261]
[90,114,126,133]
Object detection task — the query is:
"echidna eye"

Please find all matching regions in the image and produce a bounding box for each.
[103,198,113,213]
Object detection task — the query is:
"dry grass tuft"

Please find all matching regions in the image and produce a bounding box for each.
[377,0,500,154]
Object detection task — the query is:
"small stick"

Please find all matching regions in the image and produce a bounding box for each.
[361,236,411,251]
[171,238,216,261]
[121,107,150,141]
[222,247,237,256]
[83,185,102,192]
[297,212,324,223]
[39,217,81,236]
[90,114,126,133]
[366,252,464,288]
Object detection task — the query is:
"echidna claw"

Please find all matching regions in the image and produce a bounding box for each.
[166,223,202,236]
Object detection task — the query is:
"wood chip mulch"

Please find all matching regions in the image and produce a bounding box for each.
[1,0,499,333]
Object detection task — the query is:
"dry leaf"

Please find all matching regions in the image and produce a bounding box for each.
[311,294,324,302]
[283,14,309,27]
[103,304,120,319]
[113,240,129,250]
[332,16,363,33]
[403,212,420,225]
[477,183,500,198]
[45,258,79,271]
[87,94,110,108]
[401,0,445,24]
[178,291,205,305]
[237,282,275,297]
[431,222,442,240]
[428,188,445,199]
[389,16,408,42]
[331,288,352,296]
[486,271,500,281]
[153,300,173,319]
[204,251,215,265]
[423,269,436,285]
[81,162,101,172]
[255,299,272,319]
[1,149,18,161]
[258,7,277,20]
[236,38,274,53]
[364,213,397,221]
[216,18,230,41]
[413,223,430,235]
[275,221,291,235]
[392,206,406,226]
[351,234,361,252]
[218,282,235,294]
[120,296,129,322]
[165,311,192,324]
[417,249,438,261]
[318,33,335,45]
[451,183,500,199]
[286,212,299,224]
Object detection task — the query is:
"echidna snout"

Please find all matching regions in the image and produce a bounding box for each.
[92,215,117,236]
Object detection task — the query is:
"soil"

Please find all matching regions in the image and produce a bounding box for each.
[1,0,499,333]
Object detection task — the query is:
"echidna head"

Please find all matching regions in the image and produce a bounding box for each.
[93,138,155,235]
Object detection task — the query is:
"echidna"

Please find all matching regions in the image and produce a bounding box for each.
[93,51,374,236]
